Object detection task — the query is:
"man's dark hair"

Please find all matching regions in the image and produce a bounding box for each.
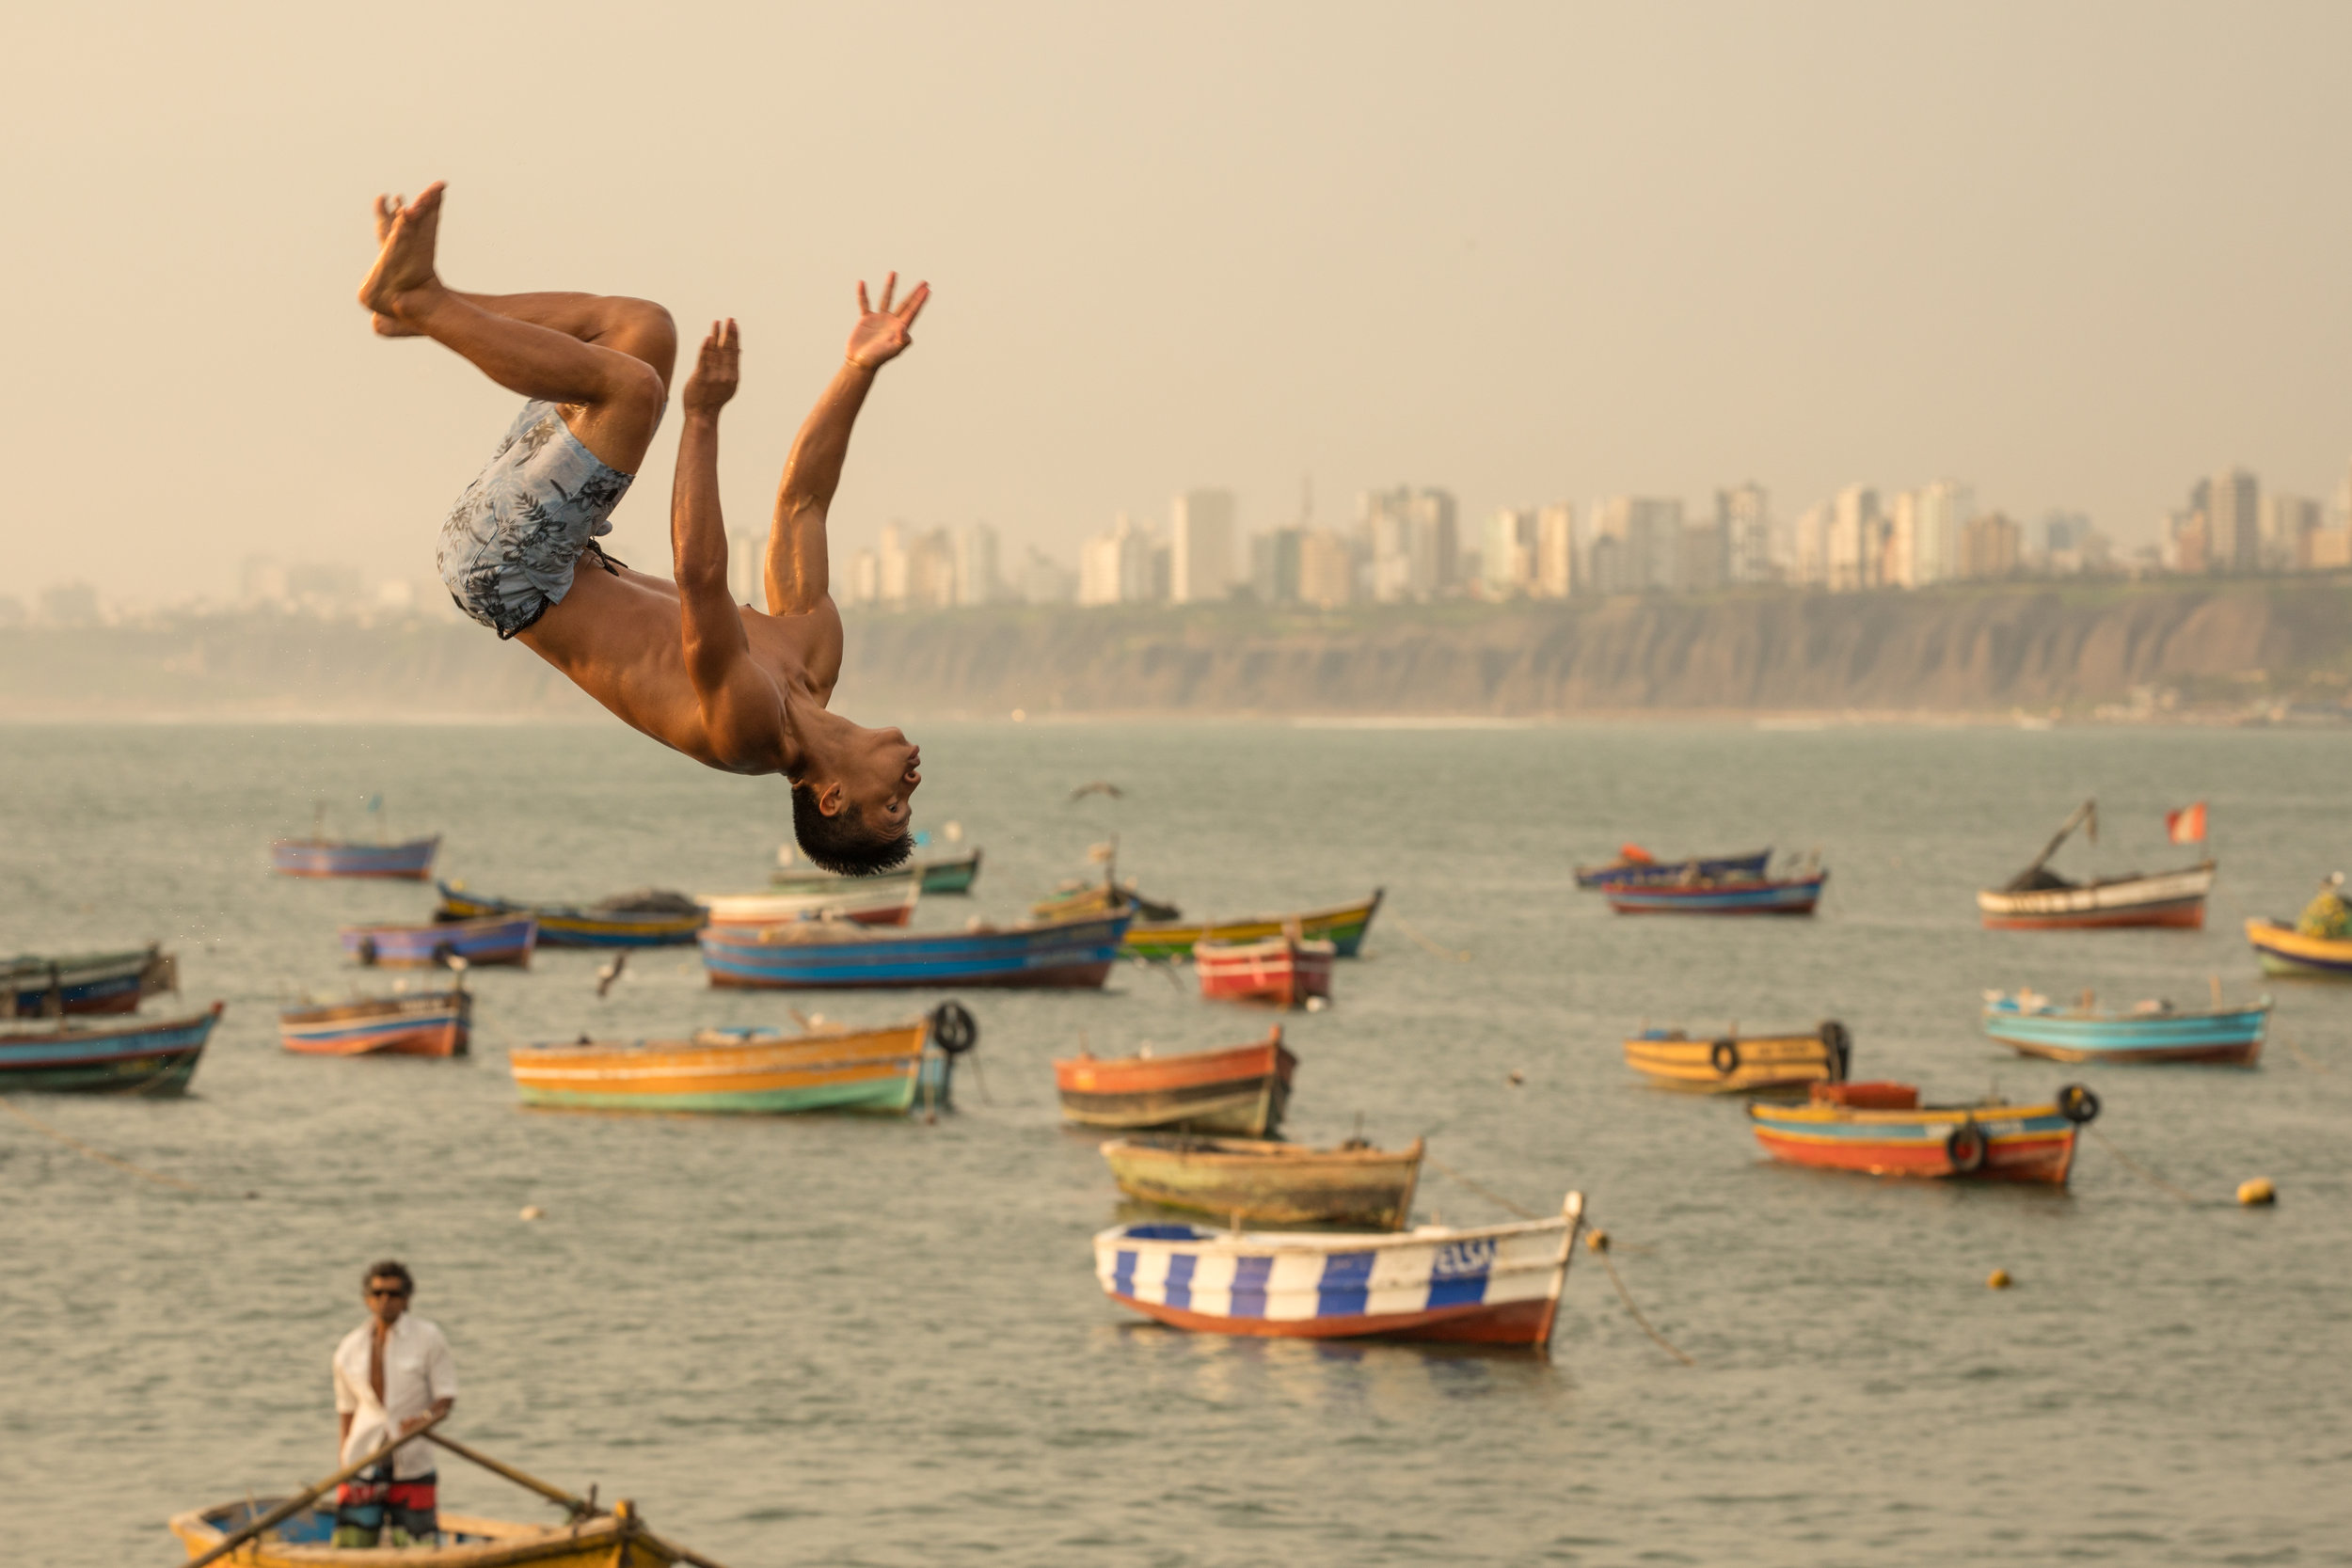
[791,782,914,877]
[363,1259,414,1291]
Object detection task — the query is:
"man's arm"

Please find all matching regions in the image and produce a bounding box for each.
[764,273,930,616]
[671,320,781,767]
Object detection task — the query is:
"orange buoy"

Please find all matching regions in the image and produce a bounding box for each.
[1987,1268,2012,1290]
[2237,1178,2277,1206]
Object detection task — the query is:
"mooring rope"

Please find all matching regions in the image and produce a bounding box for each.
[1422,1153,1693,1366]
[1387,913,1471,963]
[2285,1036,2329,1074]
[2088,1124,2202,1205]
[0,1096,203,1192]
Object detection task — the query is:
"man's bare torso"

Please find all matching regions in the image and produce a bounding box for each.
[520,563,839,774]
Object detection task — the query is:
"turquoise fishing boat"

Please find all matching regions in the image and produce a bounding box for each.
[1981,990,2269,1066]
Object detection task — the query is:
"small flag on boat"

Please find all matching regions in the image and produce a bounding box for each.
[2166,801,2207,844]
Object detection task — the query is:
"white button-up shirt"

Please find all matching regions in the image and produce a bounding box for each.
[332,1314,456,1480]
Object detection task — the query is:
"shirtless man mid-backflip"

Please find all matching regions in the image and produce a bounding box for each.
[358,182,927,875]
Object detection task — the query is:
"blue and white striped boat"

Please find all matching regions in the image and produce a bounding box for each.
[1981,990,2270,1066]
[702,912,1131,990]
[1094,1192,1584,1348]
[0,1003,222,1093]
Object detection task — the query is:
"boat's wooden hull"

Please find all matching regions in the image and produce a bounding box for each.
[279,991,471,1056]
[1981,997,2267,1066]
[1977,863,2214,929]
[510,1021,946,1114]
[1606,874,1825,915]
[342,917,537,969]
[0,1003,220,1093]
[270,836,441,879]
[1103,1135,1422,1228]
[1195,937,1335,1008]
[2245,919,2352,978]
[701,913,1128,990]
[1095,1194,1582,1346]
[702,882,920,927]
[1056,1034,1296,1134]
[170,1502,679,1567]
[1124,891,1383,961]
[1748,1099,2081,1184]
[1574,849,1771,888]
[436,886,703,948]
[1623,1026,1847,1094]
[3,945,176,1017]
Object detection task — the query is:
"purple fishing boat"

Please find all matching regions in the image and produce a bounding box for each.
[271,836,442,879]
[342,916,536,968]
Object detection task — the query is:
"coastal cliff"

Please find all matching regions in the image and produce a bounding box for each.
[6,578,2349,720]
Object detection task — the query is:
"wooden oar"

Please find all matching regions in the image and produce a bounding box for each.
[184,1410,449,1568]
[424,1433,735,1568]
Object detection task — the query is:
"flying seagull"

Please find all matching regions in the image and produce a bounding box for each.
[1067,781,1125,803]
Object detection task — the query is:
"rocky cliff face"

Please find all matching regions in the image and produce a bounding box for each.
[838,580,2352,717]
[6,579,2348,719]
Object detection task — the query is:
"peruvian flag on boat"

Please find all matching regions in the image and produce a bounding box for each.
[2166,801,2208,845]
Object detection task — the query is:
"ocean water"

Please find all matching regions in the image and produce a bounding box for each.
[3,718,2348,1567]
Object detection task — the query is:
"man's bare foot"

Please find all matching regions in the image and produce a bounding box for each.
[368,196,424,336]
[358,182,448,325]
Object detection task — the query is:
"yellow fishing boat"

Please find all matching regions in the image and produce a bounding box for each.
[169,1500,678,1566]
[1623,1021,1851,1095]
[508,1006,972,1115]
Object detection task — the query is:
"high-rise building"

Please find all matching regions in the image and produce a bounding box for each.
[1078,513,1161,606]
[1535,503,1574,597]
[1250,529,1304,605]
[1170,489,1236,604]
[1826,485,1881,592]
[1680,514,1726,594]
[2263,493,2320,571]
[1913,481,1971,585]
[955,522,1001,606]
[878,523,911,604]
[1959,513,2021,579]
[1018,547,1075,604]
[1482,508,1538,597]
[1791,503,1829,587]
[726,529,768,606]
[844,546,881,607]
[1298,528,1354,608]
[1588,496,1684,594]
[2207,467,2260,574]
[1718,484,1773,586]
[1360,485,1459,601]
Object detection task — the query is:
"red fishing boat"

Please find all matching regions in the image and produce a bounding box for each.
[1195,934,1335,1008]
[1054,1027,1297,1135]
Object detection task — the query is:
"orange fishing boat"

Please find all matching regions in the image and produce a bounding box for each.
[1054,1027,1296,1135]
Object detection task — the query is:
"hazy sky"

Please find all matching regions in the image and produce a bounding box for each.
[8,1,2352,605]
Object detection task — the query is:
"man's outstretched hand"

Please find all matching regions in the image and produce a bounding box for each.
[846,273,930,371]
[682,319,741,414]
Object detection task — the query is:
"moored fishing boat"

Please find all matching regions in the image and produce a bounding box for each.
[509,1003,973,1114]
[1124,890,1384,960]
[1574,847,1772,889]
[1095,1191,1584,1346]
[1978,799,2215,929]
[342,916,537,969]
[169,1501,676,1568]
[435,883,703,947]
[0,1003,222,1093]
[1624,1021,1850,1094]
[1102,1134,1424,1228]
[2245,918,2352,978]
[4,944,177,1017]
[701,912,1129,990]
[1747,1080,2098,1184]
[1195,934,1336,1007]
[772,848,982,895]
[279,989,471,1057]
[702,877,921,928]
[1605,870,1825,915]
[917,848,984,895]
[1056,1027,1296,1134]
[1980,990,2268,1066]
[269,836,441,879]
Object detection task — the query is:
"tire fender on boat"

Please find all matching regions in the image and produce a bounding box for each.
[929,1000,979,1055]
[2057,1084,2101,1125]
[1709,1037,1740,1076]
[356,936,378,966]
[1946,1119,1987,1174]
[1818,1020,1851,1082]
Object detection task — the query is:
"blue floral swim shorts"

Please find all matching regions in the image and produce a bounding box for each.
[437,400,644,639]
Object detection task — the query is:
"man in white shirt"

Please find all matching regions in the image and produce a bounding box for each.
[330,1259,456,1547]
